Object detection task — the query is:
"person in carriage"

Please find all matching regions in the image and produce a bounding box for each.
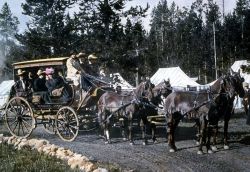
[66,50,86,87]
[13,69,32,97]
[45,67,72,104]
[33,69,51,104]
[66,51,103,101]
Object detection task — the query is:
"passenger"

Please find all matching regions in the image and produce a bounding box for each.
[45,67,72,103]
[86,54,99,76]
[66,50,86,87]
[28,71,35,91]
[13,69,32,97]
[77,53,100,108]
[81,53,100,91]
[33,69,51,104]
[34,69,47,92]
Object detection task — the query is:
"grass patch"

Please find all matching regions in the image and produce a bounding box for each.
[0,144,79,172]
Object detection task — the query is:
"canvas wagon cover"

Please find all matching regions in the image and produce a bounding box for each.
[0,80,14,109]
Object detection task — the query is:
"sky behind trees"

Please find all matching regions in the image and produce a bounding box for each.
[0,0,236,32]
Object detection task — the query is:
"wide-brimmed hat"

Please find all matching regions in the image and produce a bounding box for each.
[37,69,45,76]
[76,52,86,58]
[69,50,77,56]
[45,67,54,75]
[88,54,98,60]
[16,69,26,76]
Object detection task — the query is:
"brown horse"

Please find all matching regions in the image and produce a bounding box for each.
[97,80,155,144]
[243,90,250,125]
[164,72,245,154]
[143,80,173,143]
[209,72,245,151]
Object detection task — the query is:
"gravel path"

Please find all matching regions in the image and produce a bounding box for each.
[1,112,250,172]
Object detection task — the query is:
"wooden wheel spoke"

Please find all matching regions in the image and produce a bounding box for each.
[20,122,25,135]
[22,118,32,128]
[21,120,30,132]
[12,120,19,132]
[9,103,18,115]
[17,122,21,136]
[8,118,18,128]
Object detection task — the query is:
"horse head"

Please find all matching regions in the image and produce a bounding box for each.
[134,80,155,102]
[221,72,245,99]
[150,80,172,105]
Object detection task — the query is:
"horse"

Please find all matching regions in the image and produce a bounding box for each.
[164,72,245,154]
[243,89,250,125]
[141,79,173,143]
[97,79,173,145]
[208,72,245,151]
[97,80,156,145]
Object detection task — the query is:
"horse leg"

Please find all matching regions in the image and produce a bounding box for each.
[119,118,127,141]
[211,124,218,151]
[151,122,157,143]
[223,118,230,150]
[128,112,134,145]
[140,118,148,145]
[100,110,111,144]
[206,125,213,154]
[167,114,177,152]
[195,119,201,145]
[197,116,206,154]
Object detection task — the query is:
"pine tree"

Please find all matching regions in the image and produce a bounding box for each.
[17,0,77,58]
[0,2,19,57]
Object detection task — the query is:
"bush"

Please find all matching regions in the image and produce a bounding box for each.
[0,144,79,172]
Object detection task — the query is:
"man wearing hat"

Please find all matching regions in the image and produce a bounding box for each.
[34,69,47,92]
[66,51,86,87]
[13,69,32,97]
[87,54,99,76]
[33,69,51,103]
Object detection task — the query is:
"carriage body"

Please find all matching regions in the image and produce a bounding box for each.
[3,57,92,141]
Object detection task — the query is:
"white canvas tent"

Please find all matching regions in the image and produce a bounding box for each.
[0,80,14,110]
[150,67,200,88]
[112,73,134,91]
[231,60,250,83]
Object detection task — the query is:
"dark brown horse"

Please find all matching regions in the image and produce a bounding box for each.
[243,90,250,125]
[164,72,245,154]
[143,80,173,143]
[209,72,245,151]
[97,80,155,144]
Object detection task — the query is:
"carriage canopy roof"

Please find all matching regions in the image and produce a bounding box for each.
[150,67,200,87]
[12,57,69,69]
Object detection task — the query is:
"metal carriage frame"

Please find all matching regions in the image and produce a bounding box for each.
[3,57,100,142]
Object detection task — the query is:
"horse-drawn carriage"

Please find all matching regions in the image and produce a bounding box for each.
[3,57,113,142]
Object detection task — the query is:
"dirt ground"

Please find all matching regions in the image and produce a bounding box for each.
[1,110,250,172]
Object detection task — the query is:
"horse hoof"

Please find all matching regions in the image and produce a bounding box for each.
[224,145,229,150]
[211,146,218,151]
[196,141,200,145]
[197,150,203,155]
[153,139,158,144]
[208,150,214,154]
[123,138,127,141]
[169,149,176,153]
[129,142,134,146]
[143,142,147,146]
[105,140,111,144]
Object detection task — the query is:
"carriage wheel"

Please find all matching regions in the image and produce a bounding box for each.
[5,97,35,138]
[55,106,79,142]
[43,118,56,134]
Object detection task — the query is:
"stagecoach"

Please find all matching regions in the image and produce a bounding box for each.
[3,57,112,142]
